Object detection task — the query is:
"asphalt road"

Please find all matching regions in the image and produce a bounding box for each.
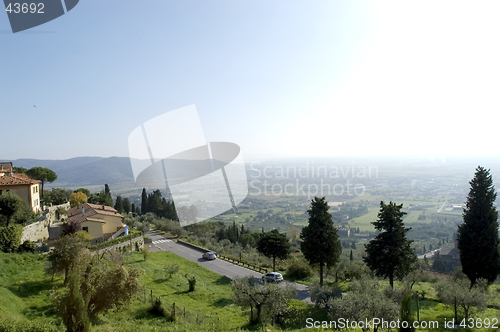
[146,231,311,303]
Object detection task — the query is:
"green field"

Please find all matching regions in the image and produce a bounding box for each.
[2,251,500,331]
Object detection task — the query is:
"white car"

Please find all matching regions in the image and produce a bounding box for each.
[202,251,217,260]
[262,272,284,283]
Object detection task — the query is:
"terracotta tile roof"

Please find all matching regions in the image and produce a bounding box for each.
[67,203,123,223]
[0,173,40,186]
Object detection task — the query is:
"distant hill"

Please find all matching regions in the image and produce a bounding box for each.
[10,157,135,186]
[8,156,237,188]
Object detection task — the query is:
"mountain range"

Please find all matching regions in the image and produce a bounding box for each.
[9,157,136,186]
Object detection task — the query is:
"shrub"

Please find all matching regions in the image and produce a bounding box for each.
[286,260,313,279]
[150,297,169,318]
[310,283,342,307]
[164,263,179,278]
[0,225,22,253]
[140,245,151,261]
[185,274,196,292]
[18,240,37,253]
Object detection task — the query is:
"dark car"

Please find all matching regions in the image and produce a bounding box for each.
[202,251,217,260]
[262,272,284,283]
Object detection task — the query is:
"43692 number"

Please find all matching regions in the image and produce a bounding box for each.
[5,3,44,14]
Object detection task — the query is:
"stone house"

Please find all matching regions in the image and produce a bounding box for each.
[67,203,127,242]
[0,162,41,212]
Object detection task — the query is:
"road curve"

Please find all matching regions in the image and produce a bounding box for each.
[146,231,311,303]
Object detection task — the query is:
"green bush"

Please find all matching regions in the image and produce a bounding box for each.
[286,260,313,279]
[164,263,179,278]
[0,225,23,253]
[310,282,342,307]
[150,297,168,317]
[185,274,196,292]
[18,240,37,253]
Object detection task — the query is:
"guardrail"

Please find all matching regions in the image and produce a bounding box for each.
[176,239,268,274]
[217,254,268,274]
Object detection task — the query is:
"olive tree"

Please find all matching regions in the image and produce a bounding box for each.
[231,276,296,325]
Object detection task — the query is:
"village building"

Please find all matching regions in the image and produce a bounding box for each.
[66,203,127,242]
[0,162,41,212]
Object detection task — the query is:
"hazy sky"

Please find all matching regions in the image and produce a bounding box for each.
[1,1,499,161]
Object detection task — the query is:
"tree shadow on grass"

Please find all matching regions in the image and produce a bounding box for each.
[153,277,171,284]
[8,279,55,298]
[214,276,232,285]
[212,298,233,307]
[22,303,55,318]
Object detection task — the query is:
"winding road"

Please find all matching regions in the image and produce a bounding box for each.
[146,231,311,303]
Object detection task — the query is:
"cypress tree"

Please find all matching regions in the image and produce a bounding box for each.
[364,201,417,289]
[300,197,341,286]
[458,166,500,285]
[141,188,147,214]
[123,198,131,214]
[114,196,123,213]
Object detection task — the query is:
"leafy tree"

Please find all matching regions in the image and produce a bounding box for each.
[45,188,72,205]
[364,201,417,289]
[12,204,37,225]
[87,186,113,207]
[458,166,500,285]
[70,192,87,208]
[310,282,342,307]
[300,197,341,286]
[0,193,25,226]
[75,188,91,197]
[0,224,23,252]
[434,278,487,320]
[123,198,131,214]
[432,253,446,273]
[231,276,296,325]
[257,229,290,271]
[114,195,123,213]
[62,221,83,236]
[141,188,147,214]
[46,232,90,284]
[52,250,144,332]
[25,167,57,199]
[328,279,398,332]
[12,166,27,173]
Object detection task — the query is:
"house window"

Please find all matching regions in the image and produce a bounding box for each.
[83,227,89,232]
[34,199,38,207]
[33,187,36,194]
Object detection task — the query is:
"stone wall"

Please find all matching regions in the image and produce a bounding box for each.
[93,236,144,255]
[21,203,70,242]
